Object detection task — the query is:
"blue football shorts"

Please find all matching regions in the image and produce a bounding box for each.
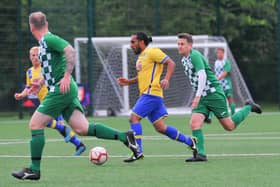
[132,94,168,123]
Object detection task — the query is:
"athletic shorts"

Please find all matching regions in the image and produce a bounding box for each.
[132,94,168,123]
[192,91,229,119]
[224,89,233,97]
[37,80,84,122]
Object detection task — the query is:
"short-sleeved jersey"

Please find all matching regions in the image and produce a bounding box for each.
[214,59,232,91]
[181,49,223,97]
[38,32,69,92]
[136,47,169,97]
[26,66,48,102]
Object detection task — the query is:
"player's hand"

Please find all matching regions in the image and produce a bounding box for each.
[160,79,169,90]
[14,93,23,100]
[117,77,129,86]
[191,96,201,110]
[59,74,71,94]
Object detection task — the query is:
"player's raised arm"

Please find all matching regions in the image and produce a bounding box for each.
[14,88,29,100]
[117,76,138,86]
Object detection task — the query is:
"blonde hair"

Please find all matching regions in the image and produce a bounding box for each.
[30,46,39,53]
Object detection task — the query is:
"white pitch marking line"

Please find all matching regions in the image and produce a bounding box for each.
[0,134,280,145]
[0,153,279,159]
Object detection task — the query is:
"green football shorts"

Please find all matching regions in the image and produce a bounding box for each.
[37,80,84,122]
[192,91,229,119]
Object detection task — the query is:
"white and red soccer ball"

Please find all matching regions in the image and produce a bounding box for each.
[89,146,108,165]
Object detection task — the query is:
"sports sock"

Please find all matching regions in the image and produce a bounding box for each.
[87,123,127,143]
[192,129,205,156]
[230,103,236,115]
[30,129,45,172]
[165,125,193,146]
[131,123,143,153]
[46,120,65,135]
[70,135,81,147]
[232,105,251,128]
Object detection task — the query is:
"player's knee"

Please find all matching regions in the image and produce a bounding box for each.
[73,128,86,136]
[222,125,235,131]
[153,123,166,134]
[219,119,235,131]
[129,115,140,124]
[155,127,165,134]
[29,121,45,130]
[223,123,235,131]
[190,120,201,130]
[71,126,88,136]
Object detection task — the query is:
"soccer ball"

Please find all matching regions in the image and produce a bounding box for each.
[89,146,108,165]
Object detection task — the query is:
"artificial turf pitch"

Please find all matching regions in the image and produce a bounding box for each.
[0,113,279,187]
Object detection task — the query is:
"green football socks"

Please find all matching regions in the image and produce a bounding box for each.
[192,129,206,156]
[230,103,236,115]
[87,123,127,143]
[30,129,45,172]
[232,105,251,127]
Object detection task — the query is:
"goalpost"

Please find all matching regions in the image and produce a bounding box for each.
[74,35,253,116]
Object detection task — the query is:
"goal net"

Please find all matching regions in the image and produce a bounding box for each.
[74,35,253,116]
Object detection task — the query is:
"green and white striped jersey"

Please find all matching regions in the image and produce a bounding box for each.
[38,32,69,92]
[214,59,232,91]
[181,49,223,97]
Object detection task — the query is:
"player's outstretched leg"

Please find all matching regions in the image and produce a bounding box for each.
[231,101,262,128]
[87,123,142,160]
[164,125,197,152]
[245,100,262,114]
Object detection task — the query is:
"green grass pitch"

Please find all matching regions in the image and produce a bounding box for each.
[0,113,279,187]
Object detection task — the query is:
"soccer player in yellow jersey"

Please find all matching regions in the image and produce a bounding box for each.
[118,32,197,162]
[14,46,86,156]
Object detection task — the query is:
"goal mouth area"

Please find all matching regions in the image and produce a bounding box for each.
[74,35,253,116]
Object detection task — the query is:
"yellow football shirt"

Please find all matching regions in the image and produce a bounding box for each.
[26,66,48,102]
[136,47,169,98]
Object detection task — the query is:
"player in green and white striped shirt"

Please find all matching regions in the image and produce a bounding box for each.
[207,48,236,123]
[214,48,236,115]
[12,11,140,181]
[177,33,262,162]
